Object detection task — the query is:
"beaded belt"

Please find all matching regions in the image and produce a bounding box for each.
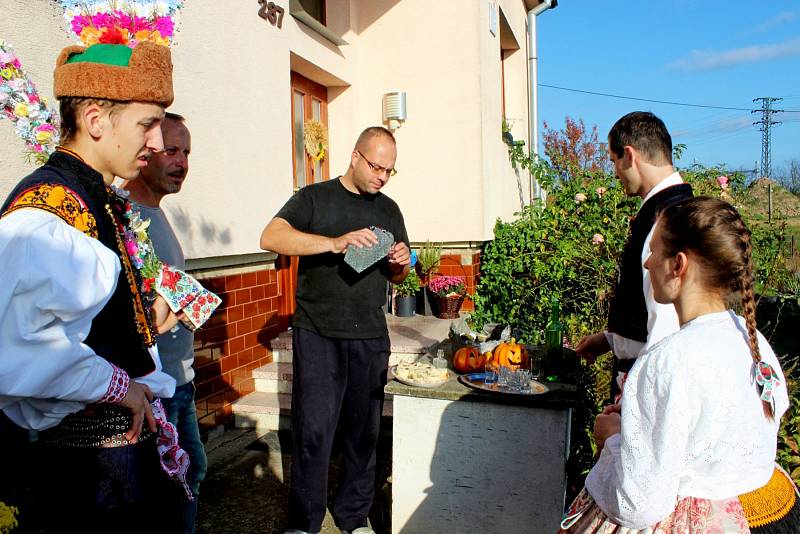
[38,404,155,448]
[740,467,798,528]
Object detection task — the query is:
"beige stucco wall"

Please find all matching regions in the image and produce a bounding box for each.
[1,0,534,258]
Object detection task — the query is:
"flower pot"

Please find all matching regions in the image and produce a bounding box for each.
[395,295,416,317]
[428,290,465,319]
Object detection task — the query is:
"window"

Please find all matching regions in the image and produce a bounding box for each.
[297,0,325,25]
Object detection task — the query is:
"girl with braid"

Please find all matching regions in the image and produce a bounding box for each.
[560,197,800,533]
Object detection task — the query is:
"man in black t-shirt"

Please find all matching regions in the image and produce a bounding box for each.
[260,126,410,534]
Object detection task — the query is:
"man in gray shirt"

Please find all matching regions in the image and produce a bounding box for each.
[123,112,206,533]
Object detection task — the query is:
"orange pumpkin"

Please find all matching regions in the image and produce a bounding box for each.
[490,338,529,371]
[452,346,486,374]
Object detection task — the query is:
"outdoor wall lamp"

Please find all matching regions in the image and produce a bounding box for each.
[382,91,407,131]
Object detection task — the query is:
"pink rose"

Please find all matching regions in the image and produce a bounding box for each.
[592,233,604,245]
[716,175,729,189]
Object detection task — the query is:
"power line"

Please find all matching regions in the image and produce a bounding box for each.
[672,112,753,140]
[539,83,753,111]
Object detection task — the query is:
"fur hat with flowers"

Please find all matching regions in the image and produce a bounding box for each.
[54,41,173,106]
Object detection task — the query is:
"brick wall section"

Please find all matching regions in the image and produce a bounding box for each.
[190,266,281,433]
[434,251,481,311]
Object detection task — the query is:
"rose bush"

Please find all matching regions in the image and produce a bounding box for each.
[473,156,800,488]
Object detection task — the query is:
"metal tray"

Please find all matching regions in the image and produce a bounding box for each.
[458,372,548,395]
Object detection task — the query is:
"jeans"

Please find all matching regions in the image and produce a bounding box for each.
[162,381,208,534]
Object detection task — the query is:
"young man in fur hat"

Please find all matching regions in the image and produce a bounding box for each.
[0,41,184,531]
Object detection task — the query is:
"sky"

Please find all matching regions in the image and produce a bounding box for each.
[537,0,800,177]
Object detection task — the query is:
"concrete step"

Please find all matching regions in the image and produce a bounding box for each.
[254,362,294,393]
[232,391,291,434]
[268,331,294,363]
[232,391,394,434]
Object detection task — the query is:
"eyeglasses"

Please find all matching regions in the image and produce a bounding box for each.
[356,150,397,177]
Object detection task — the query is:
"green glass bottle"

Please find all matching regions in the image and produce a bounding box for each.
[544,296,564,382]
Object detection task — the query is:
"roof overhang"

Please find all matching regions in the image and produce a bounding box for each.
[524,0,556,12]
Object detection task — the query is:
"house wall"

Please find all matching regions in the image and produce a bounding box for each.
[0,1,540,424]
[1,0,534,254]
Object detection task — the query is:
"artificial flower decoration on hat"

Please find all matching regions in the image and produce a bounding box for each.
[0,40,60,164]
[1,1,186,165]
[57,0,186,48]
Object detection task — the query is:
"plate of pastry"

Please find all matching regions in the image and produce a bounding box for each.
[390,360,450,388]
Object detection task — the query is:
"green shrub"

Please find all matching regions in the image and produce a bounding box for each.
[474,159,800,486]
[472,161,637,344]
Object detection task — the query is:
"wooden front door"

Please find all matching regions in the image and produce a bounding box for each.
[290,71,330,190]
[277,72,330,329]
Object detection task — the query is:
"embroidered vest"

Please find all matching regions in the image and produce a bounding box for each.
[607,183,694,343]
[1,151,156,377]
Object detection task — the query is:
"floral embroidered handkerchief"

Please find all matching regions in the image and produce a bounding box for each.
[155,265,221,330]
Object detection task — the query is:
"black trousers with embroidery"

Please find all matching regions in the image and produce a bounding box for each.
[287,327,390,533]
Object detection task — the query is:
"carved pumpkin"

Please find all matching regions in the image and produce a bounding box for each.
[490,338,529,371]
[452,346,486,374]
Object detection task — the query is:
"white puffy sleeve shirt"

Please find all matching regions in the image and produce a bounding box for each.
[0,209,174,430]
[585,310,788,529]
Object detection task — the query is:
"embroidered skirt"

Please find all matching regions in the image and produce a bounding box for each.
[559,467,800,533]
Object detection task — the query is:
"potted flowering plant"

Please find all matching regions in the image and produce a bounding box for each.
[394,270,421,317]
[427,275,466,319]
[414,240,443,316]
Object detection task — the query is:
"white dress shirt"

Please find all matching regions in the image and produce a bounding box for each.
[0,208,175,430]
[586,310,788,528]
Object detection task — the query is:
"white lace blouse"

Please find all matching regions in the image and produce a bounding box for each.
[585,310,789,529]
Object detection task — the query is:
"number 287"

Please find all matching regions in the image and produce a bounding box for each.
[258,0,285,28]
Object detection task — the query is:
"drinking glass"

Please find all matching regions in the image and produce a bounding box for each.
[484,361,498,384]
[497,366,512,388]
[529,351,543,381]
[516,369,532,393]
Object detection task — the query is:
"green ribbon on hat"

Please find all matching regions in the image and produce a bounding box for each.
[65,44,133,67]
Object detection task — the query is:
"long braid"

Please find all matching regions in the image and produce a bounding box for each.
[737,223,775,420]
[660,197,776,421]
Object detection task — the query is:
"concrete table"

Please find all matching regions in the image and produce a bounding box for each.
[386,359,577,533]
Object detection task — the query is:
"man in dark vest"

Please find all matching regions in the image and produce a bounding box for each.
[0,41,184,531]
[576,112,693,401]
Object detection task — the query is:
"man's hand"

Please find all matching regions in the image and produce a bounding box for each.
[575,332,611,362]
[118,381,156,443]
[593,411,621,454]
[600,403,622,416]
[330,228,379,254]
[152,295,180,334]
[388,241,410,266]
